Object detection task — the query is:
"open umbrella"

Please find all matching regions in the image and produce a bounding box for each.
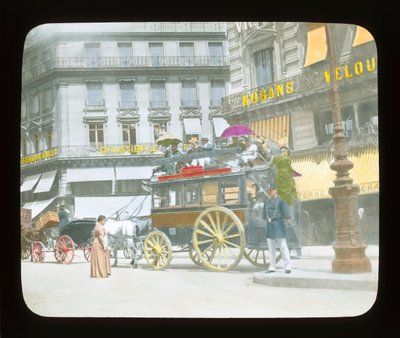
[221,124,255,139]
[155,133,182,147]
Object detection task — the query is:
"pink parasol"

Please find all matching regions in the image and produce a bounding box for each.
[221,124,255,139]
[292,169,302,177]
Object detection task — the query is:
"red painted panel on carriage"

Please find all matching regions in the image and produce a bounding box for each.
[157,166,232,181]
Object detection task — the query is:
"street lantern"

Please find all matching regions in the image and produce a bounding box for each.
[325,24,372,273]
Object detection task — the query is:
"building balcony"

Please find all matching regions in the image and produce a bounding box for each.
[24,22,227,48]
[180,99,200,108]
[150,100,169,109]
[83,99,106,113]
[22,56,230,84]
[118,100,138,111]
[20,144,165,167]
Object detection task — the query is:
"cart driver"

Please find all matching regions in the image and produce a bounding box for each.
[57,204,71,230]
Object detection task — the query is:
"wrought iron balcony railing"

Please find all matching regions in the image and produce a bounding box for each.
[150,100,169,109]
[22,56,230,84]
[84,99,106,112]
[20,144,165,166]
[119,100,138,110]
[180,99,200,108]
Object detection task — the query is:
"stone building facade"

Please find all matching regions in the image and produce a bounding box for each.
[222,22,378,245]
[20,22,230,220]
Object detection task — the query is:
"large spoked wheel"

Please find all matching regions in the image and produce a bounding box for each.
[244,248,281,268]
[192,206,245,272]
[144,230,172,270]
[82,242,92,262]
[32,242,45,262]
[244,248,269,268]
[189,245,206,266]
[54,235,75,264]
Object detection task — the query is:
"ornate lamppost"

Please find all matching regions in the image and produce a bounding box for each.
[325,24,372,273]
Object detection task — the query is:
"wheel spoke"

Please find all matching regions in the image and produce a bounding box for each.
[206,213,218,233]
[215,210,221,232]
[221,222,236,236]
[195,229,214,238]
[200,243,215,257]
[197,238,214,246]
[222,239,241,248]
[224,233,241,240]
[199,220,217,236]
[221,242,238,256]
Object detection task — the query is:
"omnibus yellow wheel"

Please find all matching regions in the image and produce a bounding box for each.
[188,244,213,266]
[192,206,245,272]
[144,230,172,270]
[244,248,281,268]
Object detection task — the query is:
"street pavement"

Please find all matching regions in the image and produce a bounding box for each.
[20,245,379,318]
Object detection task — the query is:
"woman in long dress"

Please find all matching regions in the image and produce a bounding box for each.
[90,215,111,278]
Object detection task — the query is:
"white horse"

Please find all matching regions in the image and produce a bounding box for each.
[104,218,149,268]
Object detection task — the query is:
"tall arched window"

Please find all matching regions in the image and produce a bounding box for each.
[254,48,274,87]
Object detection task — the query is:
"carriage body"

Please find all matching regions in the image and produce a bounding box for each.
[145,165,272,271]
[151,167,248,239]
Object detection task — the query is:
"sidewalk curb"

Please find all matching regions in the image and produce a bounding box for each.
[253,270,378,291]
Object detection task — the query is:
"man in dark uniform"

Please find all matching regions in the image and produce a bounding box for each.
[263,183,292,273]
[57,204,71,230]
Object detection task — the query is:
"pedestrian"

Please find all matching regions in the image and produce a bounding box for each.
[90,215,111,278]
[263,183,292,274]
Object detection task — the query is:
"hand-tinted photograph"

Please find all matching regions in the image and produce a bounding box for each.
[19,22,378,318]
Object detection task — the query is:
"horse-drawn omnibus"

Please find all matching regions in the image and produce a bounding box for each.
[143,156,279,272]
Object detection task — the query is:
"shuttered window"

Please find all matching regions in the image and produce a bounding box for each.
[150,81,166,107]
[149,42,164,66]
[254,48,274,87]
[181,80,197,107]
[180,42,194,66]
[85,43,101,67]
[87,82,103,105]
[119,81,135,107]
[210,80,225,106]
[118,42,133,67]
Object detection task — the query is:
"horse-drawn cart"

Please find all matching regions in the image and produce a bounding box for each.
[20,208,95,264]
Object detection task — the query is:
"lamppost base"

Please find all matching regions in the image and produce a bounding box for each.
[332,246,372,273]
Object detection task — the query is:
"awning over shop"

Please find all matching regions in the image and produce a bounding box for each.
[20,174,42,192]
[304,23,327,67]
[74,195,151,219]
[352,25,374,47]
[66,167,114,182]
[22,197,56,219]
[183,118,202,135]
[33,170,57,193]
[213,118,230,137]
[249,115,290,147]
[115,166,155,180]
[292,145,379,201]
